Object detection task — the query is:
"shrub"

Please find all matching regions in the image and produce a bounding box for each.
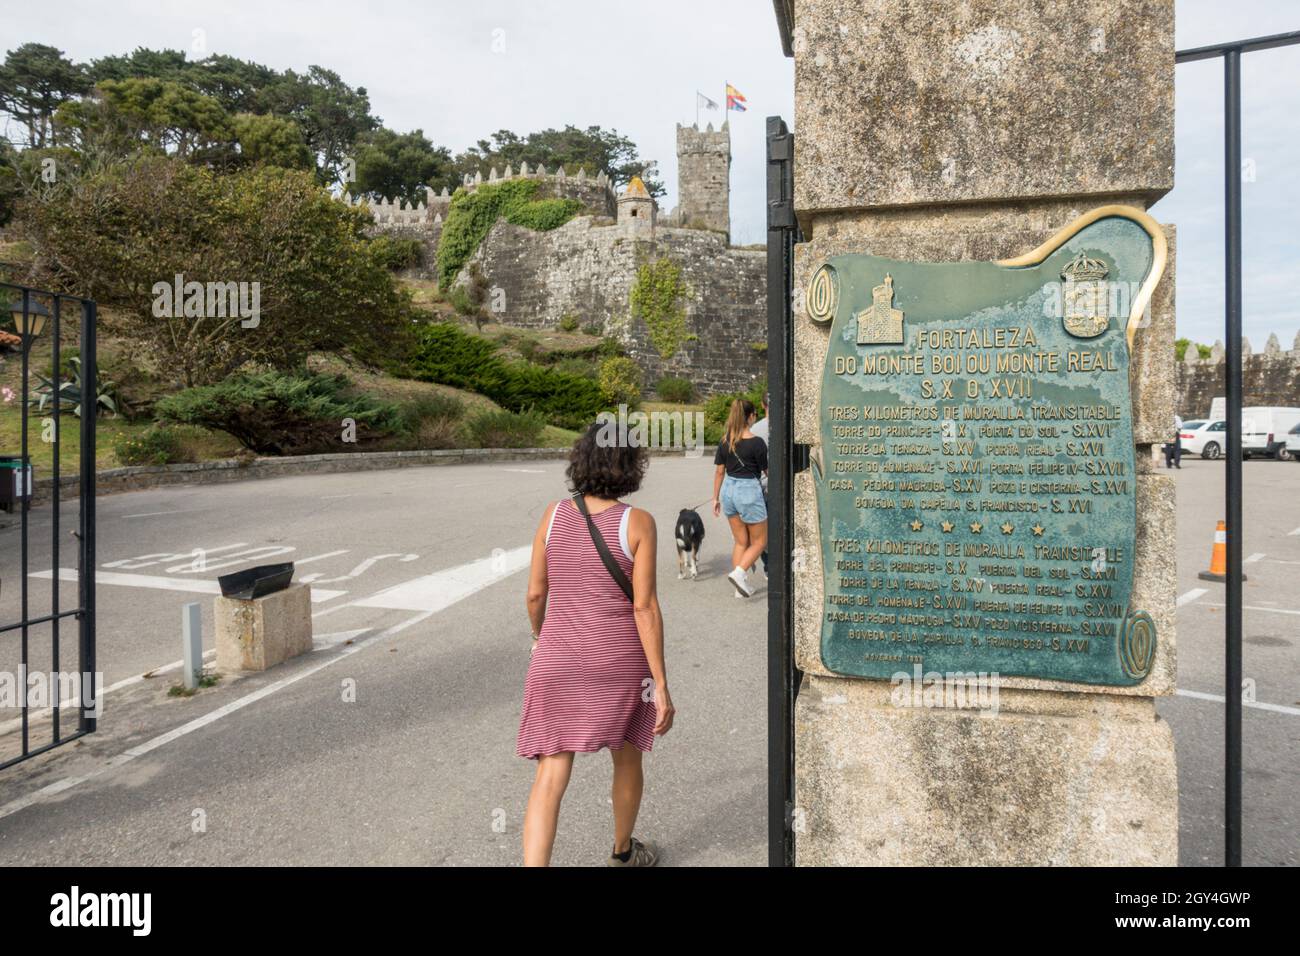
[154,370,405,455]
[408,322,607,429]
[515,335,542,363]
[705,377,767,426]
[599,356,642,407]
[656,376,695,403]
[551,357,599,380]
[505,197,583,231]
[437,179,582,289]
[448,285,477,316]
[370,235,424,271]
[113,425,195,466]
[582,322,602,336]
[630,257,694,360]
[462,408,546,448]
[558,314,580,332]
[17,158,413,387]
[399,392,465,450]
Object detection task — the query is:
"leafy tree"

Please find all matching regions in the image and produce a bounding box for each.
[17,156,414,386]
[262,66,378,187]
[55,78,232,161]
[456,125,663,197]
[0,43,91,147]
[348,127,454,205]
[232,113,312,170]
[89,47,191,84]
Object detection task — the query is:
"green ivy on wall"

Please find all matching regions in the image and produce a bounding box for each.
[436,179,583,290]
[629,257,694,361]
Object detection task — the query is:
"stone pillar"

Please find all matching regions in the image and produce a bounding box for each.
[780,0,1179,865]
[215,583,314,673]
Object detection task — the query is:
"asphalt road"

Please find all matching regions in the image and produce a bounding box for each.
[0,453,1295,866]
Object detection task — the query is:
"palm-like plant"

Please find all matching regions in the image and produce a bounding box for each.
[27,356,118,417]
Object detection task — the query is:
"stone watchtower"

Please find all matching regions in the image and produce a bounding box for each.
[617,175,656,234]
[675,121,730,240]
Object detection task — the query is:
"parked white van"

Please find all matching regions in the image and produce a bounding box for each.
[1242,407,1300,460]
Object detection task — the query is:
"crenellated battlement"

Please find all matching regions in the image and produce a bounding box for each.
[1176,331,1300,417]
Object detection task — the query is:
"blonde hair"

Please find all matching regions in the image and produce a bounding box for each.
[724,398,755,452]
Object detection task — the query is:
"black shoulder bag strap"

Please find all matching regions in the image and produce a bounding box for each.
[571,494,634,602]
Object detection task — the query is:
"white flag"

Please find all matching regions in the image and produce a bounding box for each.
[697,91,719,111]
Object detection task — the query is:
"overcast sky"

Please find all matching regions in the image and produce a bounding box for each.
[3,0,1295,348]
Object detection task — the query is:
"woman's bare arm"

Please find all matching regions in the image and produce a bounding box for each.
[628,507,675,734]
[712,462,725,516]
[526,502,555,640]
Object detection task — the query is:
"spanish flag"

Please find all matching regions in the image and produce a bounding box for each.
[726,83,747,112]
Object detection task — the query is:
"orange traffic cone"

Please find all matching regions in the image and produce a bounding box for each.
[1198,520,1247,582]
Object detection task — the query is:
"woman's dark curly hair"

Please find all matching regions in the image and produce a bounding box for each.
[566,420,648,499]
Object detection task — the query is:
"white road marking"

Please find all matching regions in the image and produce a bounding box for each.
[103,543,249,570]
[354,546,531,612]
[122,510,188,519]
[0,650,219,736]
[1289,526,1300,536]
[293,550,350,566]
[312,628,370,648]
[1176,588,1208,607]
[1204,602,1300,617]
[1244,552,1266,564]
[320,494,354,500]
[30,568,346,603]
[502,468,545,473]
[167,545,295,574]
[0,543,532,821]
[0,610,433,823]
[1175,688,1300,717]
[301,553,419,584]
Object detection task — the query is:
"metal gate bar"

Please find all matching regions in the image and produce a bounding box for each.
[766,116,800,867]
[0,280,97,769]
[1174,29,1300,867]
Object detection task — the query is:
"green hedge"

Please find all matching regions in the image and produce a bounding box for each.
[437,179,582,289]
[155,370,405,456]
[409,322,609,430]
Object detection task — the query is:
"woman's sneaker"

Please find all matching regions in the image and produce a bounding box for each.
[728,566,754,597]
[607,837,658,867]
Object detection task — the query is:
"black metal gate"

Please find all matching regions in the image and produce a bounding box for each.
[0,280,97,769]
[1174,28,1300,868]
[765,116,799,867]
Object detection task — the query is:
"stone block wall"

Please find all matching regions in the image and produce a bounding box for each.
[1175,332,1300,418]
[465,217,766,394]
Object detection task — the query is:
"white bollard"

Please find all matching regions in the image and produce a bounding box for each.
[182,602,202,690]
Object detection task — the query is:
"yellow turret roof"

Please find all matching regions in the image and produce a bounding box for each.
[624,176,649,197]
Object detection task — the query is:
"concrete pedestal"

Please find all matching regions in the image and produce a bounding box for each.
[215,583,313,672]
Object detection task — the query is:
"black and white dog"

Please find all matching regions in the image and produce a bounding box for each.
[674,509,706,580]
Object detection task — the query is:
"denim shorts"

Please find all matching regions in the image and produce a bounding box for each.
[721,475,767,524]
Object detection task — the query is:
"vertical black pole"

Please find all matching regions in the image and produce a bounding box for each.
[1223,48,1243,868]
[51,296,61,742]
[766,116,796,867]
[78,299,96,734]
[19,289,30,755]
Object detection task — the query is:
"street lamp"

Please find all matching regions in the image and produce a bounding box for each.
[8,297,50,349]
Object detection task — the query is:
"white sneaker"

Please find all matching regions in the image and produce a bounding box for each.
[728,566,754,597]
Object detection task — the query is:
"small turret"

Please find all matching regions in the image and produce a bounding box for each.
[617,176,656,233]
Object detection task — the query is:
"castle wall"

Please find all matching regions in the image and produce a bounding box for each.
[464,217,767,395]
[1175,333,1300,419]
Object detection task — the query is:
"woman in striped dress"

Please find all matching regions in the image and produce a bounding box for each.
[517,423,675,867]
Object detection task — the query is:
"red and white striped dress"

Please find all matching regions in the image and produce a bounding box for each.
[516,498,657,760]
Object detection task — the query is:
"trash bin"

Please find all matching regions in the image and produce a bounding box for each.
[0,456,32,514]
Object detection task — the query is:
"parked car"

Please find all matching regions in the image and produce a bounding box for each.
[1242,407,1300,459]
[1180,420,1226,459]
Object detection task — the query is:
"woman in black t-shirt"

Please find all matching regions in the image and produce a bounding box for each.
[712,399,768,598]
